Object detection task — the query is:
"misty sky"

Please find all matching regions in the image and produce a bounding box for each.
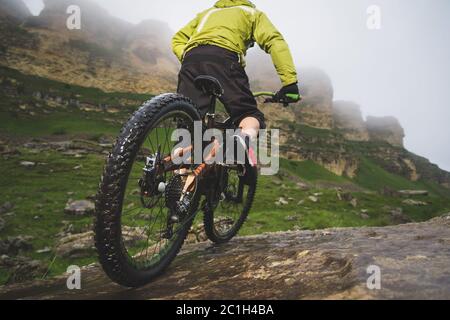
[23,0,450,171]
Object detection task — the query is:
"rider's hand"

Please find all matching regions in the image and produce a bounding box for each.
[275,83,300,104]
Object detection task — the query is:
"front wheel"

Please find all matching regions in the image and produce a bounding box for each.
[203,166,257,244]
[94,93,201,287]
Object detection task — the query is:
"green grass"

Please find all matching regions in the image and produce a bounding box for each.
[280,158,349,183]
[0,149,103,283]
[354,157,427,191]
[0,110,121,138]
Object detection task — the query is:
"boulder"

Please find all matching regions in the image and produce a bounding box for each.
[390,208,412,224]
[0,255,46,285]
[56,227,146,258]
[3,215,450,299]
[402,199,428,206]
[64,200,95,216]
[19,161,36,168]
[0,236,34,256]
[398,190,429,197]
[275,197,289,206]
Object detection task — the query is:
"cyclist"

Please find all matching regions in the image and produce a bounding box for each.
[172,0,300,158]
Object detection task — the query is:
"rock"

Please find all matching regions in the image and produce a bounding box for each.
[338,191,354,202]
[297,200,305,206]
[308,196,319,203]
[402,199,428,206]
[36,247,51,254]
[296,182,310,191]
[19,161,36,168]
[275,197,289,206]
[74,165,83,170]
[390,208,412,224]
[0,236,34,256]
[0,255,46,285]
[187,223,208,244]
[360,214,370,220]
[285,215,299,222]
[350,198,358,208]
[398,190,429,197]
[64,200,95,216]
[1,203,15,214]
[3,216,450,299]
[313,193,323,197]
[56,227,146,258]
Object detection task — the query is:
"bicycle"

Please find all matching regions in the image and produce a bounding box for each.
[94,75,300,287]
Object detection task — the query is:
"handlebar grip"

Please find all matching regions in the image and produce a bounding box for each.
[286,94,301,101]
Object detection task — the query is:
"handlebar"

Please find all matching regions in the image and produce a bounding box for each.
[253,92,302,107]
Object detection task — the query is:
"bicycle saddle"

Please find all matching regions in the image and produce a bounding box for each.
[194,75,224,97]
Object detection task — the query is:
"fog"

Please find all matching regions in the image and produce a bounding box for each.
[23,0,450,171]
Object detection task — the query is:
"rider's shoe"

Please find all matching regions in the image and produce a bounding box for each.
[175,192,193,218]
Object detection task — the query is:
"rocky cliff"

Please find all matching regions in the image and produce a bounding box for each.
[0,0,30,22]
[1,215,449,300]
[0,0,178,94]
[332,101,370,142]
[366,116,405,148]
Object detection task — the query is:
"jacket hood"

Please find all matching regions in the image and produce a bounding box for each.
[214,0,256,9]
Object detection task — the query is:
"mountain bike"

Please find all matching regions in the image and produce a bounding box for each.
[94,76,299,287]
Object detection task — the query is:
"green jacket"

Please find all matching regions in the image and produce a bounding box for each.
[172,0,298,86]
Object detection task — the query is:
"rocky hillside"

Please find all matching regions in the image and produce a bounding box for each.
[0,0,30,21]
[1,215,449,300]
[245,51,448,187]
[0,0,178,93]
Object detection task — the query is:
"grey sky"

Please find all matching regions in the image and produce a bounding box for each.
[23,0,450,171]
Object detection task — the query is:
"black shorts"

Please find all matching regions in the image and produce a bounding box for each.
[177,45,266,129]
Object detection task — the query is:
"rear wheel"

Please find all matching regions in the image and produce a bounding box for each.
[94,94,201,287]
[203,166,257,244]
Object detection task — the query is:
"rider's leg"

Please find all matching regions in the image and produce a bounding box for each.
[239,116,260,141]
[233,116,260,167]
